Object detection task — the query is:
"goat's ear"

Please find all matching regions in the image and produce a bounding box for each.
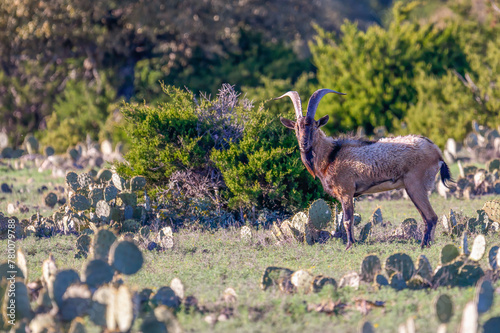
[280,117,296,129]
[317,115,329,128]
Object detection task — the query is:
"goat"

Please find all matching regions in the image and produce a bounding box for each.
[276,89,452,250]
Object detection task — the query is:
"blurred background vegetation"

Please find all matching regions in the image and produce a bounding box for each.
[1,0,499,211]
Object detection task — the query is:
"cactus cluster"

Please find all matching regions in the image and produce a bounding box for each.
[441,207,499,238]
[0,229,187,332]
[260,266,336,294]
[271,199,333,245]
[434,277,500,333]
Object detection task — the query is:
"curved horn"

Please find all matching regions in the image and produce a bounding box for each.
[306,89,345,120]
[274,91,303,119]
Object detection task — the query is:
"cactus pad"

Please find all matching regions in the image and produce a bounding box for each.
[130,176,147,192]
[44,192,58,208]
[308,199,332,230]
[90,188,104,207]
[435,294,453,323]
[75,234,91,257]
[415,255,433,282]
[83,259,115,288]
[441,244,460,264]
[95,200,111,221]
[104,185,118,202]
[312,275,337,292]
[360,254,381,283]
[373,274,389,288]
[152,286,181,308]
[70,194,91,211]
[261,267,294,291]
[66,172,80,190]
[370,207,383,224]
[109,240,143,275]
[339,272,360,289]
[488,245,499,271]
[389,272,407,291]
[52,269,80,307]
[469,235,486,261]
[170,278,184,299]
[476,278,494,315]
[384,253,415,281]
[115,285,135,332]
[112,173,127,191]
[91,229,117,261]
[97,169,113,183]
[290,270,315,293]
[358,222,372,243]
[117,192,137,207]
[77,172,93,189]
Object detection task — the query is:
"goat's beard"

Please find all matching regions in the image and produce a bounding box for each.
[301,150,315,178]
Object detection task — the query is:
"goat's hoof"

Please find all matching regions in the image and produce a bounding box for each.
[345,242,354,251]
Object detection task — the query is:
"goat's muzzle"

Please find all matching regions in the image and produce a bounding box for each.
[300,149,315,178]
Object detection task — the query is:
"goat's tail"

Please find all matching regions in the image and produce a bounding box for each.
[439,160,454,188]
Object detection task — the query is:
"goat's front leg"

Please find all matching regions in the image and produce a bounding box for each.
[341,197,356,250]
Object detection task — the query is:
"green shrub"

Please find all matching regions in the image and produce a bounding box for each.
[117,83,325,212]
[309,2,468,137]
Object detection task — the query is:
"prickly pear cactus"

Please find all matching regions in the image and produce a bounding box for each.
[312,275,337,292]
[112,173,127,191]
[70,194,91,212]
[97,169,113,183]
[96,200,111,220]
[91,229,117,261]
[435,294,453,323]
[115,285,135,332]
[488,245,499,271]
[373,274,389,288]
[122,219,140,233]
[384,253,415,281]
[130,176,147,192]
[360,254,381,283]
[83,259,115,288]
[475,278,494,314]
[469,235,486,261]
[117,192,137,207]
[261,267,294,291]
[52,269,81,307]
[415,255,433,283]
[370,207,383,225]
[308,199,332,230]
[66,172,80,191]
[90,188,104,207]
[290,212,307,241]
[290,270,315,293]
[358,222,372,243]
[461,232,470,255]
[339,271,360,289]
[482,200,500,222]
[75,234,91,258]
[441,244,460,264]
[389,272,406,291]
[44,192,58,208]
[104,185,118,202]
[109,240,143,275]
[77,172,93,189]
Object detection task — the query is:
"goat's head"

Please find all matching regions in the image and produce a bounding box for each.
[276,89,345,178]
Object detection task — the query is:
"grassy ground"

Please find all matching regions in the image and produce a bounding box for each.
[1,165,499,332]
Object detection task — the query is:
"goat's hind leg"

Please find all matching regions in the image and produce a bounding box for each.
[341,198,356,250]
[404,181,438,248]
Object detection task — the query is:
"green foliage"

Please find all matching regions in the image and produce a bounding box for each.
[117,85,231,183]
[40,78,116,153]
[211,103,324,210]
[118,83,324,211]
[310,2,468,137]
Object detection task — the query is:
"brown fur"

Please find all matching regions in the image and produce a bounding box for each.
[278,90,451,250]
